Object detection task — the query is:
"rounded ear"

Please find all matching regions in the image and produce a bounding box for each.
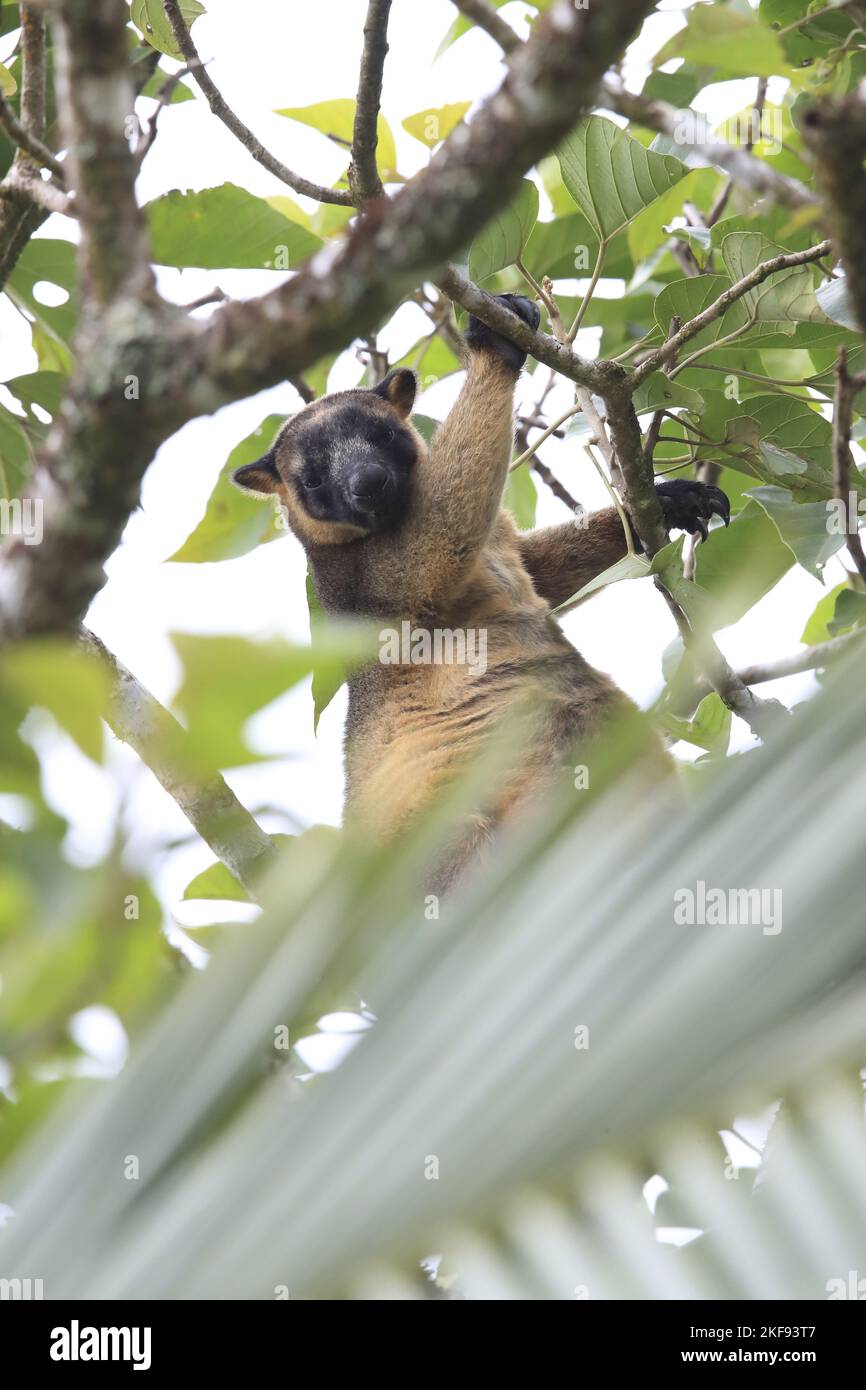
[373,368,416,419]
[232,450,280,496]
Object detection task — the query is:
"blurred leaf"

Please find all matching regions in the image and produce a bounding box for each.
[0,61,16,96]
[170,633,320,769]
[659,692,731,755]
[503,464,537,530]
[402,102,470,147]
[800,581,848,644]
[0,639,109,763]
[147,185,322,270]
[654,4,793,78]
[828,588,866,635]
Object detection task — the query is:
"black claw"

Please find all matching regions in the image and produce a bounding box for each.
[654,477,732,540]
[465,291,540,371]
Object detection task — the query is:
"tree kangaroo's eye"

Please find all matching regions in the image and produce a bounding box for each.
[303,474,322,491]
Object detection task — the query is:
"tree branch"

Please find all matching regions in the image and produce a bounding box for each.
[81,628,276,897]
[801,94,866,342]
[832,346,866,583]
[348,0,392,204]
[672,627,866,716]
[0,95,65,181]
[452,0,521,53]
[53,0,154,308]
[629,240,833,390]
[0,0,659,642]
[598,82,818,213]
[162,0,353,206]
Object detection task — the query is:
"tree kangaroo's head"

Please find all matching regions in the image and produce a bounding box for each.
[232,368,422,546]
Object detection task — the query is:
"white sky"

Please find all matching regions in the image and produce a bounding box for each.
[0,0,842,923]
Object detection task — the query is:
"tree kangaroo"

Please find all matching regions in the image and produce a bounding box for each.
[233,294,729,889]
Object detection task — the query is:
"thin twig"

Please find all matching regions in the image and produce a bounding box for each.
[162,0,353,205]
[348,0,392,204]
[630,242,832,389]
[0,92,65,181]
[451,0,521,52]
[81,628,277,898]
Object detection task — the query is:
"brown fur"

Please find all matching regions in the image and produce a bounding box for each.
[235,341,652,891]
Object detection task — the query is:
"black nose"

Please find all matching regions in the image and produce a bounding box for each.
[349,462,389,503]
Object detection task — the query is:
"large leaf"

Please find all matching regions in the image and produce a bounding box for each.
[693,500,795,627]
[169,415,287,563]
[557,116,688,244]
[747,484,846,579]
[468,179,539,283]
[6,647,866,1296]
[131,0,206,59]
[720,232,826,327]
[6,239,79,353]
[653,4,793,78]
[146,185,322,270]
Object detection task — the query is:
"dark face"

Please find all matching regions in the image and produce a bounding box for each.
[231,369,421,545]
[287,395,417,535]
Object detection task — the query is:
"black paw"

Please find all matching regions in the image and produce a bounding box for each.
[655,478,730,541]
[465,293,541,372]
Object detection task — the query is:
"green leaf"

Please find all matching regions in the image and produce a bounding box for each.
[829,589,866,635]
[0,61,16,96]
[168,416,287,564]
[0,405,31,502]
[659,692,731,755]
[632,373,704,417]
[746,484,845,578]
[557,116,688,243]
[6,239,79,352]
[800,581,848,644]
[131,0,206,59]
[306,576,379,732]
[628,167,719,265]
[653,273,747,352]
[720,232,825,326]
[146,185,322,270]
[275,100,398,180]
[554,551,651,612]
[468,179,539,282]
[0,640,109,763]
[170,632,328,769]
[693,500,795,628]
[183,859,251,903]
[402,102,470,147]
[654,4,793,78]
[503,465,537,530]
[395,334,461,389]
[140,67,195,104]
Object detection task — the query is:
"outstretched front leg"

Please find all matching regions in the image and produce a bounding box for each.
[519,479,730,609]
[395,293,541,609]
